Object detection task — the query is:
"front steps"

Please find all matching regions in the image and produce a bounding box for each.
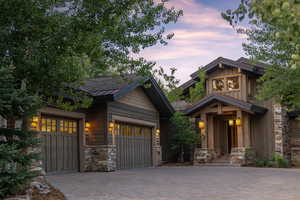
[199,155,241,167]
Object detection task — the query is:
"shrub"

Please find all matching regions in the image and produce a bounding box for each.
[0,128,40,198]
[272,153,291,168]
[255,159,266,167]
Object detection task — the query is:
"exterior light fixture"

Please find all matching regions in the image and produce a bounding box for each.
[30,116,39,129]
[85,122,91,132]
[156,129,160,136]
[108,122,115,132]
[236,118,241,126]
[228,119,234,126]
[198,121,205,129]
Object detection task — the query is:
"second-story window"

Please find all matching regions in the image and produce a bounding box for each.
[212,76,240,92]
[212,78,225,91]
[227,76,239,91]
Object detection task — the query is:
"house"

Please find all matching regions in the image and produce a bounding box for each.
[180,57,300,165]
[26,75,174,174]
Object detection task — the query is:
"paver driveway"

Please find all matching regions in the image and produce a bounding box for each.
[47,166,300,200]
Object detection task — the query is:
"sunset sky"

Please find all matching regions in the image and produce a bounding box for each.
[141,0,246,83]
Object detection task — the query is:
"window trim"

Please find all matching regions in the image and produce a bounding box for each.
[211,74,241,93]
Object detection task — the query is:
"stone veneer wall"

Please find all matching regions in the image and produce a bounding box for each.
[273,103,289,158]
[83,145,116,172]
[230,147,256,166]
[193,148,216,165]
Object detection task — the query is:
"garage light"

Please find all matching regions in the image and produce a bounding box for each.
[30,116,39,130]
[85,122,91,132]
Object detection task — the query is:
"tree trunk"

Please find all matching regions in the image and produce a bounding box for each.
[179,145,184,163]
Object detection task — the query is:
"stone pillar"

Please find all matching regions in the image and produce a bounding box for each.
[83,145,116,172]
[193,148,216,165]
[273,103,288,158]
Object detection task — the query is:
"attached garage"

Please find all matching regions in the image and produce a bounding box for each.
[41,115,79,173]
[114,122,152,170]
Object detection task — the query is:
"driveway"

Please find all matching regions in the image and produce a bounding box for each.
[47,166,300,200]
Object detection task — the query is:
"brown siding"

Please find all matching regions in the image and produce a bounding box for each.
[85,103,107,145]
[117,87,157,112]
[250,100,274,159]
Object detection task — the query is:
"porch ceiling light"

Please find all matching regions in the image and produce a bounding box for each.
[228,119,234,126]
[236,118,241,126]
[156,129,160,136]
[198,121,205,129]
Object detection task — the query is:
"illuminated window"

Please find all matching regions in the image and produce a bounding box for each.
[41,117,57,132]
[212,78,225,91]
[227,76,239,90]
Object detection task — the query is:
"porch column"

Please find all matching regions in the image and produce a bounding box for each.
[243,112,251,147]
[237,110,244,147]
[200,113,207,149]
[207,115,214,150]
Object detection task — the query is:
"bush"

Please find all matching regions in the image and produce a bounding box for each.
[0,128,40,198]
[272,153,291,168]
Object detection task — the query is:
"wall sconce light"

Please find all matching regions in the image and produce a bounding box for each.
[156,129,160,136]
[85,122,91,132]
[198,121,205,129]
[236,118,241,126]
[30,116,39,129]
[109,122,114,132]
[228,119,234,126]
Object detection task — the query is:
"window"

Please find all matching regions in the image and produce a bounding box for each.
[41,118,57,132]
[227,76,239,90]
[212,76,240,92]
[59,120,77,134]
[212,78,225,91]
[41,117,77,134]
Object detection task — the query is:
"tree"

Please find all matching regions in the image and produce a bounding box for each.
[222,0,300,110]
[189,68,206,103]
[170,112,198,162]
[0,0,183,113]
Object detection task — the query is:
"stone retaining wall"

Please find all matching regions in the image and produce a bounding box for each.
[83,145,116,172]
[230,147,256,166]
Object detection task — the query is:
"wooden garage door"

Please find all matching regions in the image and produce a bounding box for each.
[114,122,152,170]
[41,116,79,173]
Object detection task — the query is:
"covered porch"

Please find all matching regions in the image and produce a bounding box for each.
[185,94,267,165]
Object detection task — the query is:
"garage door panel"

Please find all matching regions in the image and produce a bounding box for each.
[41,116,79,173]
[115,122,152,170]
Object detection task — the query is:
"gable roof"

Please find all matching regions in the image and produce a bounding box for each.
[79,75,175,118]
[184,94,267,116]
[190,57,266,79]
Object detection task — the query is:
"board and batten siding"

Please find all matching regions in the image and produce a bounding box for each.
[85,103,107,145]
[117,87,157,112]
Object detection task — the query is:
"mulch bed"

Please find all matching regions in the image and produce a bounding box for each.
[31,184,65,200]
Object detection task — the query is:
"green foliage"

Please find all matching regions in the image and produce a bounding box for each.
[254,153,290,168]
[0,128,40,198]
[0,0,182,111]
[222,0,300,110]
[189,68,206,103]
[170,112,199,162]
[272,153,290,168]
[155,67,183,102]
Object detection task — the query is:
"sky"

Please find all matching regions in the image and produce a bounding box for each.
[140,0,246,84]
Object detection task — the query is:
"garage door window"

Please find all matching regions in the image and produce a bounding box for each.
[59,120,77,134]
[41,118,57,132]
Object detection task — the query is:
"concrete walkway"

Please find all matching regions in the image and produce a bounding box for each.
[47,166,300,200]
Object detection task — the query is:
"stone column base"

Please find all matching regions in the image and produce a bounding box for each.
[83,145,116,172]
[230,147,256,166]
[291,147,300,165]
[193,148,216,165]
